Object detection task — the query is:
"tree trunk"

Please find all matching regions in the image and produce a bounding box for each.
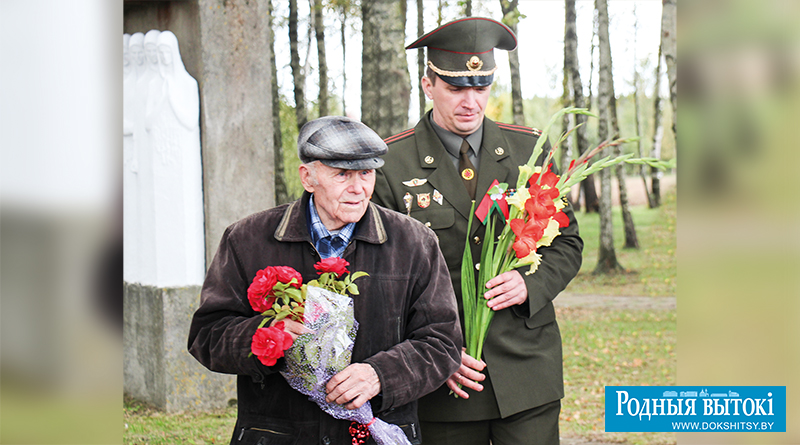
[608,62,638,249]
[289,0,307,129]
[417,0,426,119]
[650,44,664,207]
[565,0,598,213]
[340,6,347,115]
[594,0,623,274]
[313,0,329,116]
[661,0,677,140]
[464,0,472,17]
[269,0,290,205]
[500,0,524,126]
[361,0,411,138]
[632,7,656,209]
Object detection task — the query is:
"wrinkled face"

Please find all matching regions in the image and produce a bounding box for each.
[422,75,491,137]
[299,162,375,231]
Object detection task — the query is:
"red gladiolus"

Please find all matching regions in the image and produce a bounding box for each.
[529,164,559,189]
[251,321,294,367]
[554,211,570,228]
[314,257,349,277]
[524,185,559,220]
[509,218,548,259]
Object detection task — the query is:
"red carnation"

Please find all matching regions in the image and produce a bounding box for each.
[314,257,349,278]
[251,321,294,367]
[248,268,279,312]
[274,266,303,289]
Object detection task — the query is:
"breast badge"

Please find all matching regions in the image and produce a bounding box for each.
[403,192,413,215]
[432,189,443,206]
[417,193,431,209]
[461,168,475,181]
[402,178,428,187]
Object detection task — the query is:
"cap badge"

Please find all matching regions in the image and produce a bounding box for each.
[424,156,435,164]
[466,56,484,72]
[417,193,431,209]
[402,178,428,187]
[462,168,475,181]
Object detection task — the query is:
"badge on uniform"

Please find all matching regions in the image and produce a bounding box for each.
[402,178,428,187]
[403,192,413,215]
[417,193,431,209]
[432,189,443,206]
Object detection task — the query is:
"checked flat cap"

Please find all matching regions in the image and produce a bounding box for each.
[297,116,387,170]
[407,17,517,87]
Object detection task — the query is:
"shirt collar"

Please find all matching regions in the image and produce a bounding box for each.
[428,112,484,159]
[307,195,357,257]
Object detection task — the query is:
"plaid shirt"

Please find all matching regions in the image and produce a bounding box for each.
[307,195,356,259]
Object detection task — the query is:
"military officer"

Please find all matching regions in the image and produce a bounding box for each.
[372,17,584,445]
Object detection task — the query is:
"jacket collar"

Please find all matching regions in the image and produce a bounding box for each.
[274,192,388,245]
[414,111,514,232]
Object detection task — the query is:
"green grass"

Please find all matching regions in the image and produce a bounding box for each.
[558,306,677,445]
[565,190,677,297]
[124,395,236,445]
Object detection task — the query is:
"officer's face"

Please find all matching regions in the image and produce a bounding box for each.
[299,163,375,231]
[422,75,491,137]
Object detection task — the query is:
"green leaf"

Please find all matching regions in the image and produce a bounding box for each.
[350,271,369,281]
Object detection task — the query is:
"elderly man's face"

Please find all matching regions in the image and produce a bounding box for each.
[422,75,491,137]
[300,163,375,231]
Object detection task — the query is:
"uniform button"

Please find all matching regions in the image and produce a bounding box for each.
[322,437,331,445]
[425,222,431,227]
[473,236,481,245]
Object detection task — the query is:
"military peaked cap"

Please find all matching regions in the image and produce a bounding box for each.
[407,17,517,87]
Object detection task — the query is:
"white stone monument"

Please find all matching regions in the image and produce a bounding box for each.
[123,33,138,284]
[144,30,205,286]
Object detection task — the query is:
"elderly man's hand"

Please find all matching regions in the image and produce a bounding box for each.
[445,349,486,399]
[325,363,381,410]
[484,270,528,311]
[270,318,313,341]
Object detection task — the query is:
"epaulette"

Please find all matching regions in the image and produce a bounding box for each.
[497,122,542,136]
[384,128,415,144]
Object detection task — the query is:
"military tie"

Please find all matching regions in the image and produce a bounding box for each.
[459,139,477,200]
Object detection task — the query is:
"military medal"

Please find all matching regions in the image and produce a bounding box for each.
[461,168,475,181]
[402,178,428,187]
[432,189,443,205]
[417,193,431,209]
[403,192,413,215]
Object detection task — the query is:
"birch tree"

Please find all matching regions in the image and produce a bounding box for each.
[289,0,307,129]
[594,0,623,273]
[269,0,290,204]
[500,0,525,126]
[361,0,410,137]
[312,0,329,116]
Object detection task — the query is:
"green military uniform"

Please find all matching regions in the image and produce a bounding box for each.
[372,15,583,445]
[373,111,583,423]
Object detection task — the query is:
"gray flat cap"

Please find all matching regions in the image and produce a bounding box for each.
[297,116,388,170]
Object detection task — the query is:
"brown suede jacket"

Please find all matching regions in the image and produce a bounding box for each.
[188,192,461,445]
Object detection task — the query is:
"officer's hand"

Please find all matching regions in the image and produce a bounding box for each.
[325,363,381,410]
[484,270,527,310]
[445,349,486,399]
[270,318,312,341]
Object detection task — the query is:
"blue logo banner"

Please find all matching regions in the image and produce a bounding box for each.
[605,386,786,432]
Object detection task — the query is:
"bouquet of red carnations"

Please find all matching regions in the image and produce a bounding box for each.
[248,258,411,445]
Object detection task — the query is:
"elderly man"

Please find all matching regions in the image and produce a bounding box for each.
[188,116,462,445]
[373,18,583,445]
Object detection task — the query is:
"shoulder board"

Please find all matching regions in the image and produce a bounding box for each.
[496,122,542,136]
[384,128,415,144]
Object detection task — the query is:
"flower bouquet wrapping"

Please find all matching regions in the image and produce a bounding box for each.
[460,107,674,365]
[248,258,411,445]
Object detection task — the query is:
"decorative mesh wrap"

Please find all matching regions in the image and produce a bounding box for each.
[281,286,411,445]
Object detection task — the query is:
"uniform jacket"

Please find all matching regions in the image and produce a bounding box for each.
[372,112,583,421]
[188,192,462,445]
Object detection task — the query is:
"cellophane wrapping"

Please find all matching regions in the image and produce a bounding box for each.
[281,286,411,445]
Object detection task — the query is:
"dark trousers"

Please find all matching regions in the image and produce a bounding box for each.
[419,399,560,445]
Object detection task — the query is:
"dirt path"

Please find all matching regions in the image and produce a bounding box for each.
[555,293,676,311]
